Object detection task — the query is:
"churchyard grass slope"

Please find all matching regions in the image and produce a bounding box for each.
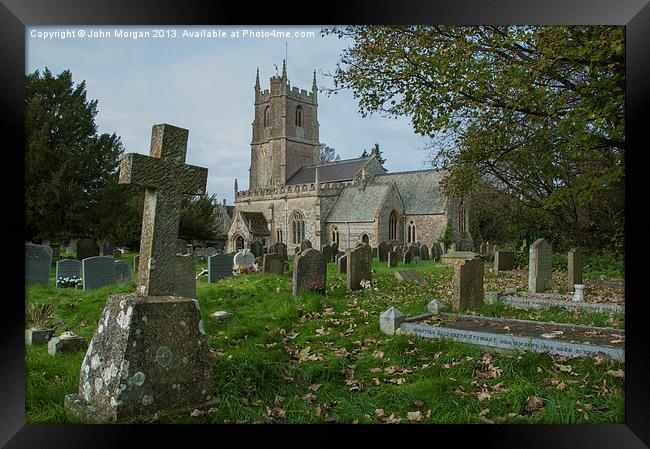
[26,258,624,424]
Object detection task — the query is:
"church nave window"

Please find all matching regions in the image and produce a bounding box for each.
[291,211,305,245]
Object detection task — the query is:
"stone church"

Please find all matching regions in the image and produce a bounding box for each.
[227,62,473,255]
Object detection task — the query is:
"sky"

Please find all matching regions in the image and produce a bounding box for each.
[26,25,432,203]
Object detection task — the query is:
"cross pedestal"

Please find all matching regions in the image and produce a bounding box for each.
[65,124,215,422]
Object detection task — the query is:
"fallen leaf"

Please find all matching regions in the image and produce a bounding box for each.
[375,408,385,419]
[407,411,422,421]
[372,350,385,359]
[308,384,322,392]
[301,393,317,403]
[605,369,624,378]
[525,396,545,414]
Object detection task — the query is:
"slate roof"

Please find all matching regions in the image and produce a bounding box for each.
[374,169,447,214]
[240,211,270,236]
[325,184,392,223]
[285,157,370,185]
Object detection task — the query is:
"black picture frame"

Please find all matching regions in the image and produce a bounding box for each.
[3,0,649,447]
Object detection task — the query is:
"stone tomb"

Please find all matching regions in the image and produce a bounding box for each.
[77,238,100,261]
[453,257,484,311]
[25,243,53,287]
[528,238,552,293]
[82,256,116,290]
[347,245,372,290]
[55,258,81,287]
[381,308,624,361]
[394,269,424,284]
[293,248,326,295]
[493,250,515,275]
[568,248,582,291]
[263,253,285,275]
[208,253,233,283]
[485,291,624,314]
[65,123,213,422]
[115,260,132,284]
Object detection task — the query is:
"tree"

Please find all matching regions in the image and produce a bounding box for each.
[178,193,221,242]
[324,26,624,252]
[25,68,130,244]
[320,143,340,163]
[361,142,386,164]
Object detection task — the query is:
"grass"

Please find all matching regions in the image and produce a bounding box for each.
[25,255,625,424]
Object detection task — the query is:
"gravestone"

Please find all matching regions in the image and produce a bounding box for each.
[65,124,213,422]
[419,245,430,261]
[76,238,99,261]
[336,254,347,274]
[263,253,285,275]
[271,242,288,259]
[453,257,484,311]
[321,244,333,264]
[56,259,81,288]
[292,248,326,295]
[234,249,255,269]
[493,250,515,275]
[403,250,412,264]
[394,245,403,262]
[528,238,552,293]
[371,247,378,260]
[378,242,389,262]
[250,241,264,259]
[394,269,424,284]
[388,251,397,267]
[568,248,582,292]
[82,256,116,290]
[379,307,405,335]
[173,254,196,299]
[25,243,53,286]
[205,247,218,257]
[114,260,132,284]
[300,240,312,252]
[49,244,61,259]
[330,242,339,258]
[133,255,140,272]
[101,243,114,257]
[208,253,233,283]
[347,245,372,290]
[479,242,486,255]
[431,243,442,260]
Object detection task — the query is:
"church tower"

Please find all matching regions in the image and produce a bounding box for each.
[249,61,320,188]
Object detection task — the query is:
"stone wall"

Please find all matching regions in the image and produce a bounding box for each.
[405,214,448,251]
[376,186,405,243]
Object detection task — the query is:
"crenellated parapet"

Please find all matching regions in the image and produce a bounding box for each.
[235,180,353,202]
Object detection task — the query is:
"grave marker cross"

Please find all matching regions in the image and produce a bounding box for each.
[119,124,207,296]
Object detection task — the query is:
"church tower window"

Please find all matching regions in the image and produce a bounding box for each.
[295,105,303,127]
[264,106,271,128]
[388,210,398,241]
[291,211,305,245]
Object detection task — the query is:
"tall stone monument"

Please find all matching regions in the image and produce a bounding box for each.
[567,248,582,292]
[65,124,213,422]
[453,257,484,311]
[528,238,552,293]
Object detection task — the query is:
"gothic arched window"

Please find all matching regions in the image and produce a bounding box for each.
[264,106,271,128]
[332,226,339,245]
[234,235,244,251]
[388,210,398,241]
[360,233,369,244]
[407,220,416,244]
[276,229,283,243]
[295,105,303,127]
[291,211,305,245]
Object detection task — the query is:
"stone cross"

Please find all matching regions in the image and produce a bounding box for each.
[119,124,208,296]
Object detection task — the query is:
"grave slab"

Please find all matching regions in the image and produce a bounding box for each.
[208,253,233,283]
[82,256,116,290]
[25,243,53,287]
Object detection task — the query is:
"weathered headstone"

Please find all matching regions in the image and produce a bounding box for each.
[347,245,372,290]
[388,251,397,267]
[568,248,582,292]
[379,307,405,335]
[403,250,412,264]
[427,299,448,314]
[82,256,116,290]
[330,242,339,258]
[271,242,288,259]
[394,269,424,284]
[263,253,285,275]
[528,238,552,293]
[114,260,132,284]
[336,254,347,274]
[430,243,442,260]
[76,238,99,261]
[65,124,213,422]
[394,245,403,262]
[233,250,255,269]
[371,247,378,260]
[173,254,196,299]
[250,240,264,259]
[101,242,114,257]
[48,331,87,355]
[321,244,333,264]
[493,250,515,275]
[207,253,233,283]
[378,242,389,262]
[25,243,53,287]
[419,245,430,261]
[300,240,312,252]
[572,284,585,302]
[205,247,218,257]
[133,255,140,272]
[292,248,326,295]
[453,257,484,311]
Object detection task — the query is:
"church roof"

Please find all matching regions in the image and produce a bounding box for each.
[325,184,393,223]
[374,169,447,214]
[239,211,270,236]
[285,157,370,185]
